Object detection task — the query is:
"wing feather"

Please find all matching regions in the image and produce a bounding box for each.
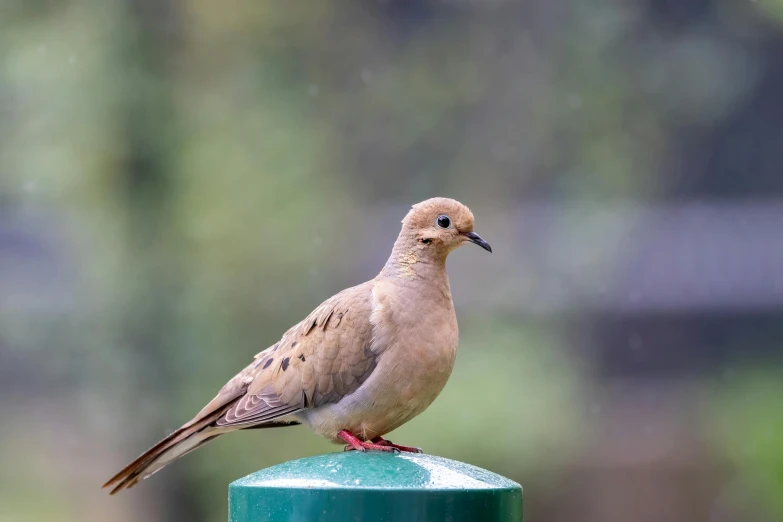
[210,281,378,430]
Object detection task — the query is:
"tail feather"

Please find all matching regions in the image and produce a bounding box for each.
[103,416,303,494]
[103,414,223,495]
[111,431,221,494]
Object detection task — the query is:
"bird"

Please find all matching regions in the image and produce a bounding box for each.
[103,197,492,494]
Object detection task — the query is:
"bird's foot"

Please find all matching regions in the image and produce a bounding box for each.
[338,430,410,453]
[337,430,424,453]
[371,436,423,454]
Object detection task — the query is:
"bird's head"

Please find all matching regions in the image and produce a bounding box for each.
[401,197,492,256]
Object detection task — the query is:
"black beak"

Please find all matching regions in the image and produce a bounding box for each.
[464,231,492,253]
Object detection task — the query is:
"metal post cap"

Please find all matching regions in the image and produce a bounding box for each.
[229,451,522,522]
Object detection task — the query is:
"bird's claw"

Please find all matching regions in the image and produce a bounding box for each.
[371,436,423,454]
[339,430,421,453]
[343,443,400,453]
[382,443,423,453]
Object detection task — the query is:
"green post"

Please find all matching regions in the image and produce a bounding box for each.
[228,452,522,522]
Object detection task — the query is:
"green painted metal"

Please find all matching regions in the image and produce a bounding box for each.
[229,451,522,522]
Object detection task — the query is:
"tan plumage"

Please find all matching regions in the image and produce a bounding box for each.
[104,197,491,494]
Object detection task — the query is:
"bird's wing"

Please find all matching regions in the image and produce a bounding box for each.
[102,281,379,494]
[196,280,379,429]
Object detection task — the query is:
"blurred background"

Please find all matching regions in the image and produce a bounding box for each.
[1,0,782,520]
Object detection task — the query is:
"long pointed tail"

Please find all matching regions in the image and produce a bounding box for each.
[103,417,302,494]
[103,416,222,495]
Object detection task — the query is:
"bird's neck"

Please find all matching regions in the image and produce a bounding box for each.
[379,235,450,292]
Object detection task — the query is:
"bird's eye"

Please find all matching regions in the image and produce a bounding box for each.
[436,215,451,229]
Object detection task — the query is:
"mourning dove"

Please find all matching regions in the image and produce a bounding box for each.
[104,197,491,494]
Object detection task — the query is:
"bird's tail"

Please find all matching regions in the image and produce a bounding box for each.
[102,415,223,495]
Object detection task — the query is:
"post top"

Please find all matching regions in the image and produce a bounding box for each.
[231,451,521,492]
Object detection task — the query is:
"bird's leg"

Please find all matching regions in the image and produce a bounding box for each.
[371,436,424,454]
[338,430,399,453]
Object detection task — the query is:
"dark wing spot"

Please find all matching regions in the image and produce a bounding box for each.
[291,341,297,347]
[272,343,280,351]
[281,357,290,371]
[298,354,306,362]
[263,358,274,369]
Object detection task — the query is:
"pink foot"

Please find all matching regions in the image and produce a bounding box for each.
[338,430,398,452]
[371,436,423,454]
